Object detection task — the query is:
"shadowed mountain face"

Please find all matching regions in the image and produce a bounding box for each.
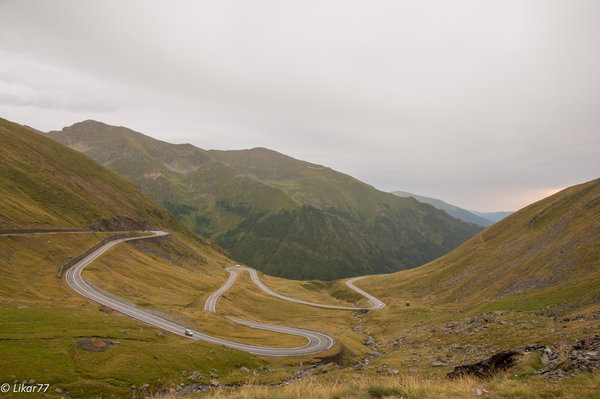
[371,178,600,311]
[48,120,482,280]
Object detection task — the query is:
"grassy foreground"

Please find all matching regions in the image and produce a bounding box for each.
[153,370,600,399]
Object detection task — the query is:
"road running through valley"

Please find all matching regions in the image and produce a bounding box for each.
[64,231,385,356]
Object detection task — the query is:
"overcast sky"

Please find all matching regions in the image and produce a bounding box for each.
[1,1,599,211]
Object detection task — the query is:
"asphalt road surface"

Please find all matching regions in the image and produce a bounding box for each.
[205,266,385,312]
[64,231,384,356]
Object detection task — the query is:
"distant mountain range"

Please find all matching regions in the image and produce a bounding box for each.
[392,191,512,227]
[469,210,513,223]
[48,120,483,280]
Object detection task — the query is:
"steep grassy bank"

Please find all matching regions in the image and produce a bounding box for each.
[362,178,600,311]
[0,118,178,232]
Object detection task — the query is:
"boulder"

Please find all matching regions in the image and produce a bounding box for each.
[187,371,202,381]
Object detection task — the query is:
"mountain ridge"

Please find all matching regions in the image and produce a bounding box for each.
[48,120,483,280]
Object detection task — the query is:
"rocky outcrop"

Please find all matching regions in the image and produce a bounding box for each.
[447,336,600,380]
[447,345,544,378]
[537,335,600,379]
[76,337,120,352]
[89,216,153,232]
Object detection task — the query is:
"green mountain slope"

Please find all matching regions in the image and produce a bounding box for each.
[392,190,499,227]
[365,178,600,311]
[48,120,482,280]
[209,147,484,273]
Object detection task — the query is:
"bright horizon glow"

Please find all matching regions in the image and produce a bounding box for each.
[376,184,565,213]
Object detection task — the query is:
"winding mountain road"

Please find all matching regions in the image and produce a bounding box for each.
[205,266,385,312]
[64,231,385,356]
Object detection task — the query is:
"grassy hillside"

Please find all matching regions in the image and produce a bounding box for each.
[365,178,600,311]
[48,120,482,280]
[0,117,180,234]
[342,178,600,383]
[210,147,483,270]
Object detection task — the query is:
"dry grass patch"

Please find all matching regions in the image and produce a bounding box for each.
[179,370,600,399]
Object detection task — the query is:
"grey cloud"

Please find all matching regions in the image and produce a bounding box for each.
[0,0,598,211]
[0,48,129,112]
